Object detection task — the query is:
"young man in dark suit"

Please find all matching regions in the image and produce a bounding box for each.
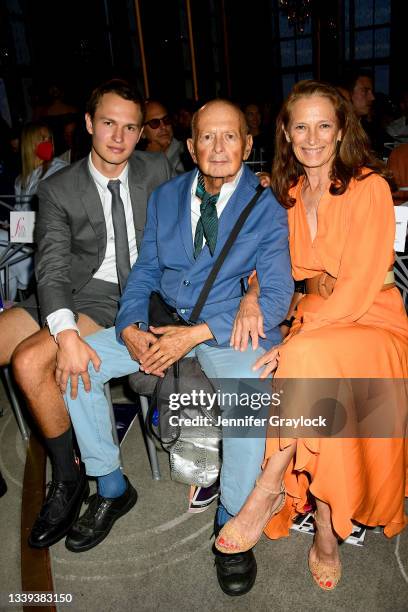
[9,79,173,549]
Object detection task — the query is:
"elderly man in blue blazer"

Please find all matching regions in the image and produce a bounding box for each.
[63,99,293,595]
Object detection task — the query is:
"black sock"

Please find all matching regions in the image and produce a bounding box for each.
[44,427,79,482]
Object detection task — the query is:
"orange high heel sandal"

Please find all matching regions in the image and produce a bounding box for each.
[215,480,286,554]
[308,513,342,591]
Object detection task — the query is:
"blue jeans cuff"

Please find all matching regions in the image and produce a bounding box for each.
[216,503,234,527]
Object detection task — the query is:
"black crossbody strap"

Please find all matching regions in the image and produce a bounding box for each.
[190,184,264,323]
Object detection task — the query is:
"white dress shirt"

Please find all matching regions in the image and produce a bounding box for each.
[46,154,137,339]
[190,165,244,246]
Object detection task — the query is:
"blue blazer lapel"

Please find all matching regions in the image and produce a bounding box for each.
[178,170,197,264]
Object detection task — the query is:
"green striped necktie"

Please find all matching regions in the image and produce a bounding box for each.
[194,173,220,258]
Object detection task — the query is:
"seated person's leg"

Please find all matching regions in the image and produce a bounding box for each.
[195,344,268,525]
[64,326,140,479]
[215,443,295,553]
[62,326,141,553]
[196,343,268,595]
[11,313,102,548]
[0,307,39,366]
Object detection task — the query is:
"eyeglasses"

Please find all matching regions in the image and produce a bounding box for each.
[144,115,172,129]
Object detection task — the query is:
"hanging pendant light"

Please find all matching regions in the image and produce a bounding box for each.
[279,0,313,33]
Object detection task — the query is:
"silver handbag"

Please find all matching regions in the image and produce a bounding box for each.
[153,357,221,487]
[170,429,221,487]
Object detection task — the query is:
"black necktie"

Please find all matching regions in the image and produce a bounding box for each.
[107,180,131,293]
[194,173,220,258]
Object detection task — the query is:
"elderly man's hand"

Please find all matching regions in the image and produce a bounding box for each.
[139,323,213,376]
[121,324,158,362]
[231,293,265,351]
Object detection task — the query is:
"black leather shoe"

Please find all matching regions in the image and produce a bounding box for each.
[214,547,257,596]
[213,517,257,596]
[28,464,89,549]
[65,476,137,553]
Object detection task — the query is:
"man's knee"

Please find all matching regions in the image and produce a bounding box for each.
[12,331,56,388]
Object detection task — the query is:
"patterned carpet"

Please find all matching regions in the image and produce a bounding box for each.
[0,378,407,612]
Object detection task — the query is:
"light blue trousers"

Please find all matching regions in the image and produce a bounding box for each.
[65,327,266,516]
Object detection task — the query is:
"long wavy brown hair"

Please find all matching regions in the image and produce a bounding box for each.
[271,80,394,208]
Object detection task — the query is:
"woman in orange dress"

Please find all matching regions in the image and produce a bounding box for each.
[215,80,408,590]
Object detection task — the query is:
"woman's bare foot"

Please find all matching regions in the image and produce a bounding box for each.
[215,479,285,553]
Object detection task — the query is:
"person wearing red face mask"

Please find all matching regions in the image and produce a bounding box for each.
[0,123,67,299]
[14,122,67,210]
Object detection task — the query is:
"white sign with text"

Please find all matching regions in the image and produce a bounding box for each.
[9,211,36,243]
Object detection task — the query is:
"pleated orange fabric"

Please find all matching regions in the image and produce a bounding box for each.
[264,171,408,541]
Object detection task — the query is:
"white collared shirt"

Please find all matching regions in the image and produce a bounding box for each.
[46,154,137,338]
[89,156,137,281]
[190,165,244,246]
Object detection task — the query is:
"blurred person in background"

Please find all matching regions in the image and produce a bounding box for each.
[1,122,67,300]
[243,102,273,173]
[172,99,195,142]
[59,117,92,164]
[34,82,79,157]
[387,90,408,143]
[139,99,186,174]
[14,122,67,209]
[172,99,196,171]
[341,69,387,158]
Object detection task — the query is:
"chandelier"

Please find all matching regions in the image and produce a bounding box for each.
[279,0,314,33]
